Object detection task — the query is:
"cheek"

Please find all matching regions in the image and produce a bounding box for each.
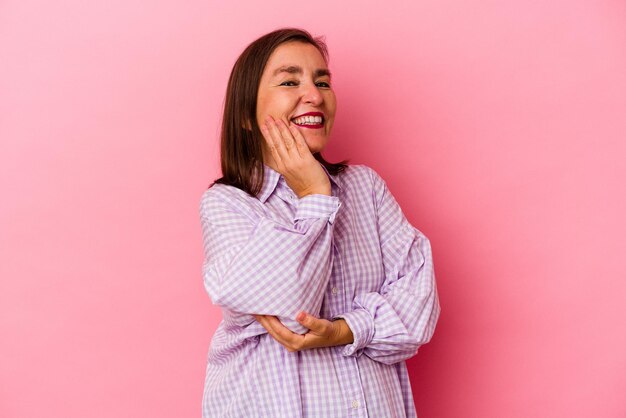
[325,96,337,115]
[259,95,294,118]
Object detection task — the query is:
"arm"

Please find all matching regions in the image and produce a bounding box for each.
[331,166,441,365]
[200,186,341,334]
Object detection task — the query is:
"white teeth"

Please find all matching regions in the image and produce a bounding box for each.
[292,115,323,125]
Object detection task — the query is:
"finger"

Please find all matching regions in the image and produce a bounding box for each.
[287,121,312,158]
[276,118,298,158]
[260,121,284,168]
[257,315,282,341]
[296,311,330,335]
[266,116,289,168]
[266,316,299,346]
[268,316,306,352]
[254,314,267,328]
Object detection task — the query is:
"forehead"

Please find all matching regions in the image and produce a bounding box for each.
[264,42,327,76]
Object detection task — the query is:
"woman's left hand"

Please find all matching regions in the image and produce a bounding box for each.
[253,311,354,352]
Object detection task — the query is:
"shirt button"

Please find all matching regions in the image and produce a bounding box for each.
[351,399,359,409]
[331,286,338,295]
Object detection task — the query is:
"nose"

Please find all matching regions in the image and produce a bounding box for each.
[301,81,323,105]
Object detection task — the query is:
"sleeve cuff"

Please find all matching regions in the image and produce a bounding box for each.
[332,308,375,357]
[294,194,342,224]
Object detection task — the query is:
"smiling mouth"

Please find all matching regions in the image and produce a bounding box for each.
[290,115,325,129]
[292,122,324,129]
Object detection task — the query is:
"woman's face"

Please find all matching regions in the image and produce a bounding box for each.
[256,41,336,158]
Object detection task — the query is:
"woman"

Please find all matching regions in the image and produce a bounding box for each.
[199,27,441,417]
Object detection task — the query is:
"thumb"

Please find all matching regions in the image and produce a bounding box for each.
[296,311,326,332]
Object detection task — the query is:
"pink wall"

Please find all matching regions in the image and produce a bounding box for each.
[1,1,625,417]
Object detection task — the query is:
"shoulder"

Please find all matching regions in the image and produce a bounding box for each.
[341,163,387,193]
[340,163,379,183]
[199,183,261,222]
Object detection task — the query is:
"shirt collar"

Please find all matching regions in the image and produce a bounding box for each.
[257,162,342,203]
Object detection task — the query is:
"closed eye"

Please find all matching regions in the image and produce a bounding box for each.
[280,81,331,88]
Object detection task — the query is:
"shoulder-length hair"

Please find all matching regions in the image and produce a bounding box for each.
[209,27,349,196]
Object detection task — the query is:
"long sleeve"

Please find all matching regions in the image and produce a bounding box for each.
[200,186,341,334]
[332,167,441,365]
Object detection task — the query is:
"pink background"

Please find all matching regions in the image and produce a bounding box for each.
[1,1,625,417]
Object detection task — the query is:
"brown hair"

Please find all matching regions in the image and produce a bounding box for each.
[209,27,349,196]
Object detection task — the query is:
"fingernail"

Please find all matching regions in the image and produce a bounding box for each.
[297,312,306,321]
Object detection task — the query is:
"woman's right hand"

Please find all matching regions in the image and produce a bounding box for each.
[260,115,331,198]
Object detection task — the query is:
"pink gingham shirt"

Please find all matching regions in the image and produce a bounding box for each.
[199,162,441,417]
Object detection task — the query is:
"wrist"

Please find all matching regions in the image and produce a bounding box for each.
[333,319,354,345]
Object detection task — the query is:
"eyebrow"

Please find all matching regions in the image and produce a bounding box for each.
[272,65,332,79]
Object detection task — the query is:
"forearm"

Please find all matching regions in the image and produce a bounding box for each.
[202,190,343,334]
